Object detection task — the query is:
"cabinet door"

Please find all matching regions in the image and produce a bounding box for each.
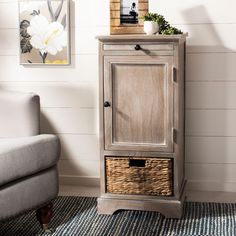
[104,56,174,152]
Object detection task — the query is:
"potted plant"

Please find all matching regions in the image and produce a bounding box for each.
[143,13,183,35]
[143,13,159,35]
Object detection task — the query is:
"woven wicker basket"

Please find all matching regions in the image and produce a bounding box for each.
[106,157,173,196]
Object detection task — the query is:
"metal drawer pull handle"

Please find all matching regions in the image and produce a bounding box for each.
[129,159,146,167]
[104,101,111,107]
[134,44,142,51]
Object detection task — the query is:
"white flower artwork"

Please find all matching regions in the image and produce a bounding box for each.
[19,0,70,65]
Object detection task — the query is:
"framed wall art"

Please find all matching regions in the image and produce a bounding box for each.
[19,0,70,65]
[110,0,148,34]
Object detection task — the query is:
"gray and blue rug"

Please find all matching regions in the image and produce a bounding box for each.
[0,196,236,236]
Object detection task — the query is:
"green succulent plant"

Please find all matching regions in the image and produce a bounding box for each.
[143,12,182,35]
[143,13,159,22]
[160,26,182,35]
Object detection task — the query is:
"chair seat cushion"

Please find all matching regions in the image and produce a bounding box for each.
[0,134,60,186]
[0,167,58,221]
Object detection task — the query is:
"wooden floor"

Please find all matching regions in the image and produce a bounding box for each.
[59,185,236,203]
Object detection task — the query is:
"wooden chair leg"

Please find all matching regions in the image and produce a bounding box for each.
[36,202,54,232]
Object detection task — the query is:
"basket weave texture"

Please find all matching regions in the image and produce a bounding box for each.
[106,157,173,196]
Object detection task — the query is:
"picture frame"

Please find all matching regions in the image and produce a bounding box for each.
[19,0,70,65]
[110,0,149,34]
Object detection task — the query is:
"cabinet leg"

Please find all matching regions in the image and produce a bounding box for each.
[97,197,184,219]
[97,198,118,215]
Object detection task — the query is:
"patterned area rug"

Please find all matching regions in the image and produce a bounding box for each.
[0,196,236,236]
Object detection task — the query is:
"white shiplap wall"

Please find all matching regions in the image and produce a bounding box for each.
[152,0,236,191]
[0,0,110,186]
[1,0,236,192]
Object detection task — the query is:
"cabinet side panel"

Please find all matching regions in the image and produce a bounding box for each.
[174,41,186,198]
[99,42,106,195]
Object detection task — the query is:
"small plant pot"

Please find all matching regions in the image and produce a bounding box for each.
[144,21,159,35]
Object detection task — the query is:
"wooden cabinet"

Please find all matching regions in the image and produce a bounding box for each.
[97,35,187,218]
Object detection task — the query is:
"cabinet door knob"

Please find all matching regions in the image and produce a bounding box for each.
[134,44,141,50]
[104,101,111,107]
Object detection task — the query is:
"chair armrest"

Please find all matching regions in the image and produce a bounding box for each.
[0,90,40,138]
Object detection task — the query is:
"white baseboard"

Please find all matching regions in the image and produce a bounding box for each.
[60,177,236,192]
[59,175,100,187]
[59,175,236,203]
[187,180,236,192]
[59,177,236,202]
[186,190,236,203]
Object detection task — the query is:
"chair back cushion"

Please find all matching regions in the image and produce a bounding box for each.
[0,90,40,137]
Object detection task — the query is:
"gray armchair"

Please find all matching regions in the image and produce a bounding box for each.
[0,90,60,231]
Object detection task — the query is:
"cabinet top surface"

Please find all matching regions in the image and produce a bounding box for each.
[96,34,187,43]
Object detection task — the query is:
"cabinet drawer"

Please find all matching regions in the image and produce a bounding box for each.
[103,43,173,51]
[106,157,173,196]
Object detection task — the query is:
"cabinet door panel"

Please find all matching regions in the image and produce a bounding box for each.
[104,56,173,152]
